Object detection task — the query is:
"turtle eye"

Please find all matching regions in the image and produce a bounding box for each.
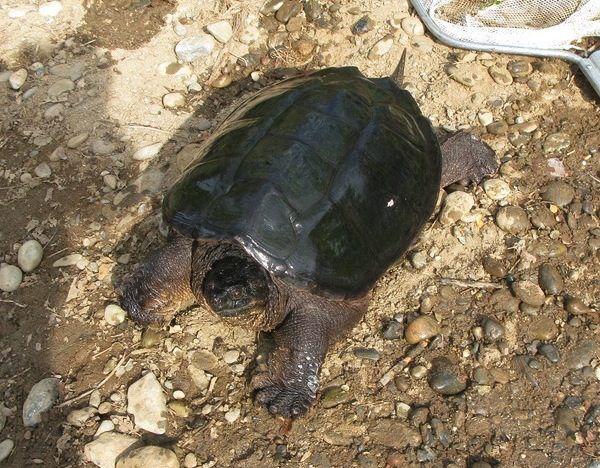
[230,286,244,300]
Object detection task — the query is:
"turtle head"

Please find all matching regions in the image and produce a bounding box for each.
[202,256,270,320]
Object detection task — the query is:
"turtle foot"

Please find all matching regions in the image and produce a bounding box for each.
[440,132,498,187]
[252,371,316,419]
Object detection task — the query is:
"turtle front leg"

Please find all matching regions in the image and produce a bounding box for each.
[120,232,195,324]
[252,298,367,418]
[440,132,498,187]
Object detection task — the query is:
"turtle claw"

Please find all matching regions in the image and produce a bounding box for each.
[252,373,315,419]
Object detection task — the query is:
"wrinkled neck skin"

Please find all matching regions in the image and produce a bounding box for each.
[190,240,289,331]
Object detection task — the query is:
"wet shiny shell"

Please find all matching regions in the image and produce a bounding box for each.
[163,67,441,298]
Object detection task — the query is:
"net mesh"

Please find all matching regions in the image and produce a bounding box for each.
[418,0,600,50]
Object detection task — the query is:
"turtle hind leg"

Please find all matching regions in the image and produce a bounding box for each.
[440,132,499,187]
[120,232,195,324]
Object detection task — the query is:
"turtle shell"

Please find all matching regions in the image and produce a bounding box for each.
[163,67,441,298]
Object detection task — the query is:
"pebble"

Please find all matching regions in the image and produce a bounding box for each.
[211,74,232,88]
[184,453,198,468]
[127,372,168,434]
[530,206,556,229]
[206,20,233,43]
[224,407,240,423]
[541,180,574,207]
[16,240,43,273]
[22,377,60,426]
[116,446,179,468]
[0,439,14,463]
[163,92,185,108]
[351,16,374,35]
[44,103,64,120]
[369,419,422,449]
[0,264,23,292]
[528,317,558,341]
[482,317,504,341]
[67,406,96,426]
[34,162,52,178]
[222,350,239,364]
[488,65,513,85]
[173,390,185,400]
[538,263,563,295]
[275,0,302,23]
[383,320,404,340]
[495,206,530,234]
[410,365,427,379]
[477,110,493,127]
[133,142,162,161]
[405,316,440,344]
[512,280,545,307]
[261,0,284,14]
[84,431,140,468]
[410,251,427,269]
[95,419,115,436]
[38,1,62,16]
[9,68,27,90]
[368,37,394,60]
[447,65,483,87]
[175,35,215,62]
[104,174,118,189]
[92,139,116,155]
[47,78,74,97]
[486,120,508,135]
[482,256,506,278]
[353,347,380,361]
[239,26,260,44]
[543,132,570,154]
[104,304,127,325]
[428,357,467,395]
[473,367,491,385]
[565,340,598,369]
[507,59,533,77]
[401,16,424,35]
[538,343,560,363]
[67,132,89,148]
[50,63,83,80]
[439,191,474,225]
[564,296,593,315]
[482,179,510,200]
[53,253,83,267]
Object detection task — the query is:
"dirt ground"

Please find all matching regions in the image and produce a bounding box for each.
[0,0,599,467]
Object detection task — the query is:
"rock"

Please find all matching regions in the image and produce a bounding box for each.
[541,181,574,207]
[116,446,179,468]
[543,133,570,154]
[495,206,530,234]
[92,139,116,155]
[383,320,404,340]
[67,132,89,148]
[163,92,185,108]
[104,174,118,189]
[50,63,83,80]
[482,256,506,278]
[239,26,260,45]
[320,386,351,409]
[477,110,493,127]
[369,419,422,449]
[34,162,52,178]
[286,16,304,32]
[401,16,424,35]
[473,366,491,385]
[224,407,240,423]
[168,401,189,417]
[38,1,62,16]
[428,357,467,395]
[351,16,374,35]
[405,316,440,344]
[183,453,197,468]
[0,264,23,292]
[564,340,598,369]
[104,304,126,325]
[538,343,560,363]
[127,372,168,434]
[353,347,380,361]
[53,254,83,267]
[84,432,140,468]
[528,317,558,341]
[141,329,162,347]
[512,280,545,307]
[211,74,232,89]
[22,377,60,426]
[447,65,483,87]
[368,37,394,60]
[538,263,563,295]
[95,419,115,436]
[530,206,556,229]
[410,251,427,269]
[488,65,513,85]
[17,240,43,273]
[275,0,302,23]
[0,439,14,463]
[67,406,97,426]
[410,365,427,379]
[507,60,533,78]
[47,78,74,97]
[482,179,510,200]
[206,20,233,43]
[439,191,474,225]
[482,317,504,341]
[487,120,508,135]
[44,103,65,120]
[9,68,27,90]
[133,142,162,161]
[564,296,593,315]
[175,35,215,62]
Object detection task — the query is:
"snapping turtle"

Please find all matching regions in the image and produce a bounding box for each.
[120,67,497,418]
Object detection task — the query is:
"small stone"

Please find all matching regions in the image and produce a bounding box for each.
[482,179,510,200]
[127,372,168,434]
[353,347,380,361]
[92,139,116,155]
[405,316,440,344]
[141,329,162,347]
[38,1,62,16]
[116,446,179,468]
[286,16,304,32]
[482,256,506,278]
[564,296,593,315]
[369,419,422,449]
[261,0,284,14]
[53,253,83,267]
[473,367,491,385]
[495,206,530,234]
[95,419,115,436]
[183,453,197,468]
[9,68,27,90]
[383,321,404,340]
[541,180,575,207]
[401,16,424,35]
[22,378,60,426]
[224,407,240,423]
[528,317,558,341]
[428,357,467,395]
[104,304,126,326]
[175,35,215,62]
[368,37,394,60]
[275,0,302,23]
[89,390,101,408]
[211,74,232,89]
[67,406,96,426]
[507,60,532,78]
[0,440,14,464]
[67,132,89,148]
[410,251,427,269]
[104,174,118,190]
[488,65,513,85]
[172,390,185,400]
[206,20,233,43]
[17,240,43,273]
[239,26,260,45]
[84,432,140,468]
[477,110,493,127]
[538,343,560,363]
[133,142,162,161]
[512,280,545,307]
[538,263,563,295]
[47,78,74,97]
[351,16,374,35]
[223,350,239,364]
[44,103,65,120]
[447,65,483,87]
[410,365,427,379]
[163,92,185,108]
[565,340,598,369]
[320,386,351,409]
[0,264,23,292]
[530,206,556,229]
[482,317,504,341]
[439,191,474,226]
[34,162,52,178]
[486,120,508,135]
[49,63,83,80]
[543,133,570,154]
